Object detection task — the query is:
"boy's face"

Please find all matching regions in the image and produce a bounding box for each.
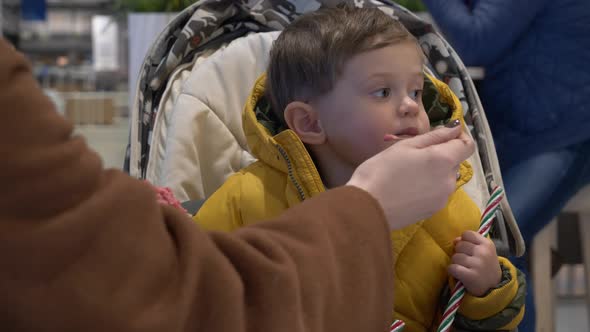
[312,41,430,168]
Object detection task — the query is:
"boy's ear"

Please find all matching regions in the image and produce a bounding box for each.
[284,101,326,145]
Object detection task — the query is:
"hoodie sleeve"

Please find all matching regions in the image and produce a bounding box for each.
[0,38,394,332]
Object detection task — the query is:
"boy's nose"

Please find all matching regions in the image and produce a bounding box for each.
[398,96,420,117]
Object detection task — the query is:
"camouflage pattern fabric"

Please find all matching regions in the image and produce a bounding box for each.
[254,95,286,136]
[423,74,453,127]
[125,0,523,256]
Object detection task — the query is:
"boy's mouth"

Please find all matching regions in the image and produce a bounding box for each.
[395,127,419,137]
[384,127,419,141]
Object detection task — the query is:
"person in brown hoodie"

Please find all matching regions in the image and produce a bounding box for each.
[0,38,474,332]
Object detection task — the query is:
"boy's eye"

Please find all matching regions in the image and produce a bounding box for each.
[409,89,423,101]
[371,88,391,98]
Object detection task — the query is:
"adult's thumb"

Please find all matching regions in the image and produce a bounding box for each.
[406,120,461,149]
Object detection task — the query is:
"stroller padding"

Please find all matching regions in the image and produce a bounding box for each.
[146,31,279,202]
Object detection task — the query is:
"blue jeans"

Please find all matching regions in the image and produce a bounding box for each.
[503,140,590,332]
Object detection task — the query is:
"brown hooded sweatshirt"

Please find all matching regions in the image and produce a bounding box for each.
[0,38,393,332]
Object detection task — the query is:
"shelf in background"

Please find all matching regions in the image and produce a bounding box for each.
[4,0,115,10]
[19,36,92,54]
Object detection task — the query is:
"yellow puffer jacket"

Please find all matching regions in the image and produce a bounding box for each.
[194,74,525,331]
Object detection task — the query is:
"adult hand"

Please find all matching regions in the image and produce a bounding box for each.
[347,120,475,230]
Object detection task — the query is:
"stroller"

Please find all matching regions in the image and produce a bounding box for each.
[124,0,525,259]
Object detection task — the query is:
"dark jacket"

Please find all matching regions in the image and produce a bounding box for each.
[424,0,590,167]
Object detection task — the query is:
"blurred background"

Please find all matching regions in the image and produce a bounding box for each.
[1,0,192,168]
[1,1,588,331]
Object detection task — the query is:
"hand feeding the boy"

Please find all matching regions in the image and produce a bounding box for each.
[384,119,502,297]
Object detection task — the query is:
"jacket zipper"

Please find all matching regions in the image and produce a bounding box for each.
[276,145,306,201]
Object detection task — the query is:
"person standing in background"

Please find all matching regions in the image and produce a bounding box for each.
[421,0,590,330]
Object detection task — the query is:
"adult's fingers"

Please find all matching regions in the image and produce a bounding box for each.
[404,125,462,149]
[433,133,475,165]
[403,125,475,164]
[456,128,474,145]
